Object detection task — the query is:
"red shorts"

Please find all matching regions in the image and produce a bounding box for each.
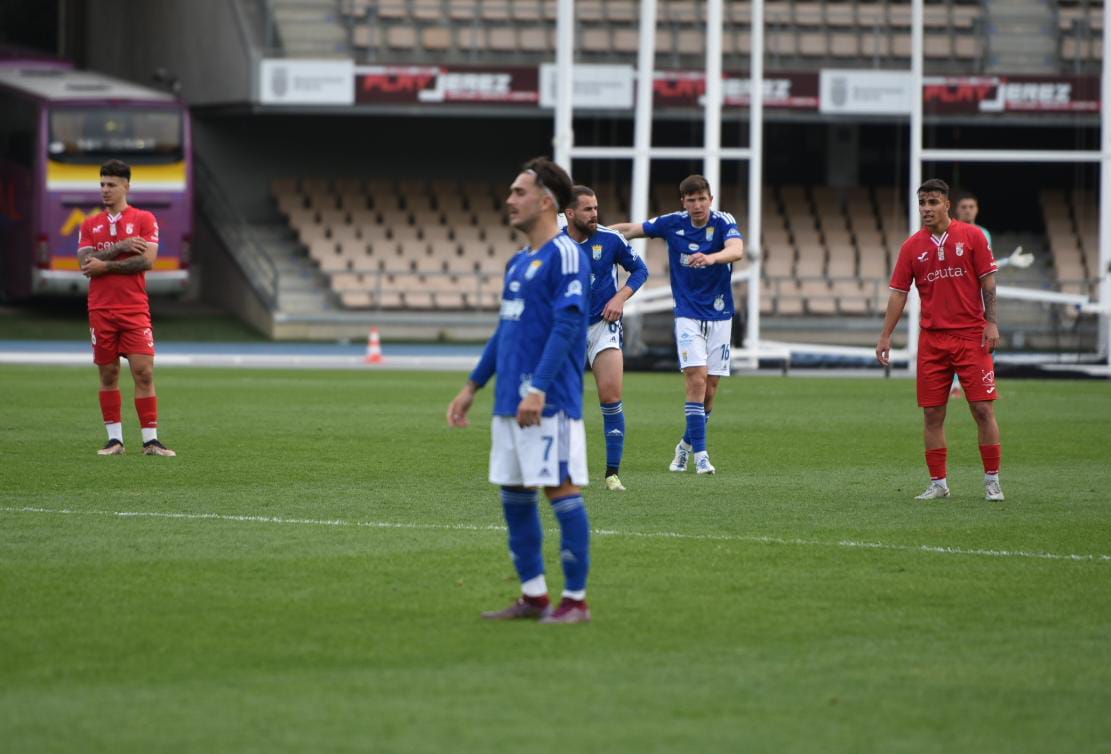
[917,328,997,407]
[89,309,155,365]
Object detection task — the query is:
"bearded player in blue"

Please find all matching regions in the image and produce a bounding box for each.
[447,157,593,625]
[562,185,649,492]
[613,175,745,476]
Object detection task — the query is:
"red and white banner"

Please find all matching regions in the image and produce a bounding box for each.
[923,75,1100,114]
[355,65,539,105]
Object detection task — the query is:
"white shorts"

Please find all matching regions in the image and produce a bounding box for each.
[675,317,733,376]
[587,318,622,366]
[489,412,589,488]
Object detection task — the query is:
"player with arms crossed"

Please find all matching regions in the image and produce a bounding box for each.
[612,175,744,475]
[562,185,649,491]
[876,179,1003,501]
[78,159,175,457]
[447,157,593,624]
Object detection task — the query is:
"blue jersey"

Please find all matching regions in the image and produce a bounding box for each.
[492,234,590,419]
[564,225,649,325]
[642,210,743,321]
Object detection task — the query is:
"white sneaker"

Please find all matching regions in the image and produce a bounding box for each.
[985,478,1005,501]
[694,452,716,475]
[914,481,950,500]
[669,441,691,472]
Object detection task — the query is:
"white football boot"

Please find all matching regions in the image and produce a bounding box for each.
[984,477,1005,501]
[669,440,691,472]
[694,451,716,475]
[914,481,951,500]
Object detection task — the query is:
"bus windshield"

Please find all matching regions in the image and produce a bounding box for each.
[47,107,183,163]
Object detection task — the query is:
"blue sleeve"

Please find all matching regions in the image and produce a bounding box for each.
[617,238,649,293]
[531,305,581,394]
[532,247,588,393]
[721,215,743,241]
[468,323,499,387]
[641,214,671,239]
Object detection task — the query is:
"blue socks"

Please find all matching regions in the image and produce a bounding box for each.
[683,409,710,447]
[684,402,707,453]
[600,401,625,474]
[501,487,544,583]
[549,494,591,592]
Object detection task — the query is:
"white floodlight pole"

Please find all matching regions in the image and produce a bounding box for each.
[1101,15,1111,361]
[907,0,924,374]
[630,0,659,257]
[746,0,765,360]
[703,0,723,206]
[553,0,575,170]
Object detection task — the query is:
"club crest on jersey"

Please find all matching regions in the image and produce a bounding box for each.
[955,242,965,257]
[525,259,543,280]
[705,227,715,240]
[592,244,603,261]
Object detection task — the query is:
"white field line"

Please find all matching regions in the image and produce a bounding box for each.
[3,506,1110,564]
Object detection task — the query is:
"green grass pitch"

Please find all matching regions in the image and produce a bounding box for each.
[1,364,1109,753]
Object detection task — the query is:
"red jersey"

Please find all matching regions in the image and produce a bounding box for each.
[889,219,997,336]
[78,206,159,313]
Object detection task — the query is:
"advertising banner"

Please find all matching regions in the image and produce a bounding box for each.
[922,75,1100,114]
[819,69,913,115]
[539,63,635,109]
[260,59,354,105]
[355,65,539,105]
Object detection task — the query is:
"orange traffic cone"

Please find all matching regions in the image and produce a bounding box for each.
[365,326,384,364]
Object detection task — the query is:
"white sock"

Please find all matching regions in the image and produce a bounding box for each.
[141,427,158,444]
[933,477,949,489]
[680,439,692,450]
[562,589,586,601]
[521,574,548,598]
[106,422,123,443]
[985,473,999,483]
[694,450,709,462]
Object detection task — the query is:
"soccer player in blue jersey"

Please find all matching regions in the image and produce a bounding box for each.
[563,185,649,492]
[446,157,593,624]
[612,175,745,475]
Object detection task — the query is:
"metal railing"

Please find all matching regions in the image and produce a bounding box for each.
[194,157,281,310]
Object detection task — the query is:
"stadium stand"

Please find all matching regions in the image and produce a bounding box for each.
[272,177,938,316]
[343,0,988,69]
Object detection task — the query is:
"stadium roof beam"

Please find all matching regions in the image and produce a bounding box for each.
[558,0,766,364]
[910,0,1111,366]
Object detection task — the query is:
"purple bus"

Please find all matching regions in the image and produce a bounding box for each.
[0,59,192,299]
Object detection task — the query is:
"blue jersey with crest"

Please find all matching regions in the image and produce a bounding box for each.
[642,210,743,321]
[564,225,650,325]
[493,234,590,419]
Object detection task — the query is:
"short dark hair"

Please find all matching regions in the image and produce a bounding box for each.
[956,192,979,205]
[570,184,596,209]
[917,178,949,197]
[679,174,712,197]
[100,159,131,181]
[521,156,573,213]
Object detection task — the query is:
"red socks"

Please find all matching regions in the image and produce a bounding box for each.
[99,389,122,424]
[979,443,1001,475]
[925,448,948,480]
[135,395,158,428]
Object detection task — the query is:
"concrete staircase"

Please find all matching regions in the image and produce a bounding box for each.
[268,0,350,58]
[251,222,338,315]
[983,0,1057,73]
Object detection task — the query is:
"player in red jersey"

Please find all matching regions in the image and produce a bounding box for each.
[78,160,176,457]
[875,179,1003,501]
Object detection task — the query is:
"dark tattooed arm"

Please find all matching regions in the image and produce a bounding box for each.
[105,254,153,274]
[981,273,998,324]
[77,243,122,264]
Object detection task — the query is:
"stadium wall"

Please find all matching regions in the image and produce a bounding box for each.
[82,0,251,105]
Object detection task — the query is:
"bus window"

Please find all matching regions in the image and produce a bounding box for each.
[47,108,183,163]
